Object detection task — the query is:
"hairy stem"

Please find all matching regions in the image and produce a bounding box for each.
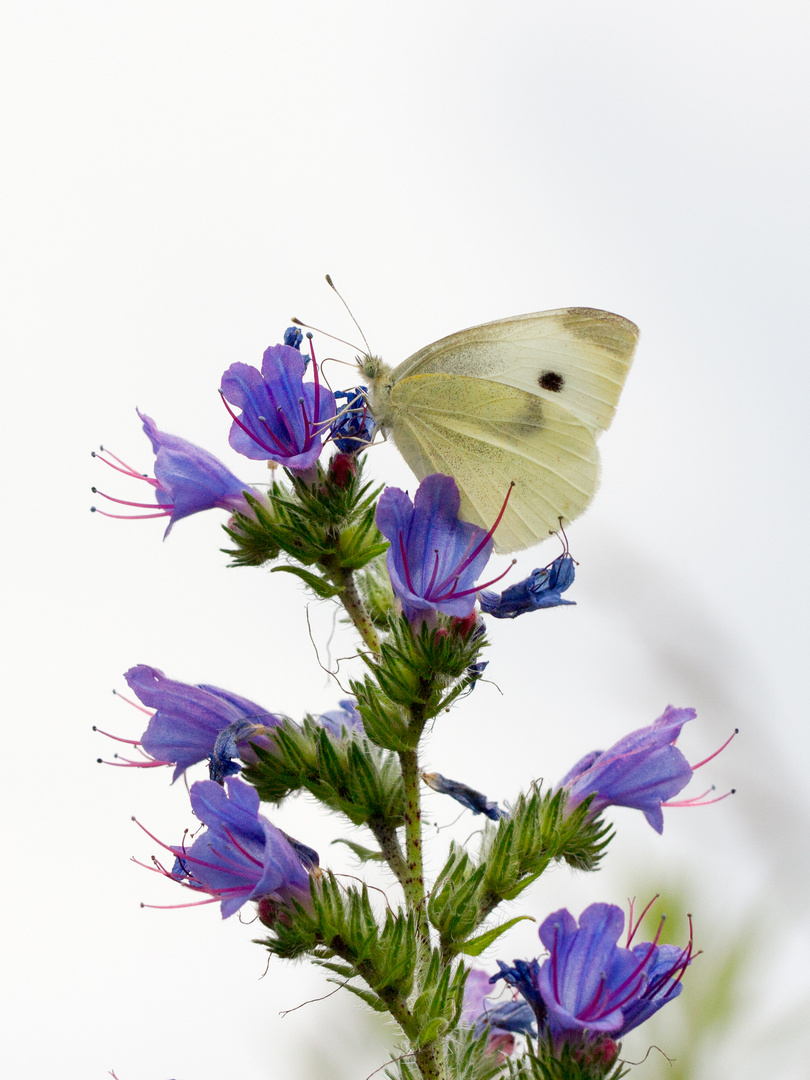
[334,567,381,653]
[398,747,429,951]
[368,818,408,886]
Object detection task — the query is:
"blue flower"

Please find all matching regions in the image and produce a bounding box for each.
[124,665,282,782]
[534,903,691,1043]
[170,778,316,918]
[495,903,692,1050]
[556,706,697,833]
[220,343,336,475]
[422,772,506,821]
[91,411,258,537]
[479,554,576,618]
[331,387,375,454]
[375,474,498,624]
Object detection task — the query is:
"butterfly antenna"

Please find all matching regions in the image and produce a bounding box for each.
[325,273,373,355]
[289,317,362,354]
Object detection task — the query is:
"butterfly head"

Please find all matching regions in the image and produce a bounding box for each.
[357,353,387,382]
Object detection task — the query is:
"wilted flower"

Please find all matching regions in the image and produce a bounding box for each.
[91,410,258,537]
[331,387,374,454]
[422,771,506,821]
[169,778,316,918]
[220,342,336,477]
[375,474,506,624]
[479,553,576,618]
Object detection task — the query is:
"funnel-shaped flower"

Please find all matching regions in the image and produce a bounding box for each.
[220,343,335,474]
[375,474,496,623]
[494,902,691,1049]
[557,706,697,833]
[171,778,315,918]
[91,411,258,537]
[125,665,281,782]
[536,903,690,1042]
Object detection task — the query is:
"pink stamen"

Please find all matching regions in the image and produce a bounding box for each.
[691,729,738,770]
[112,689,154,717]
[91,508,170,520]
[439,559,513,601]
[91,488,168,510]
[257,411,296,454]
[99,755,168,769]
[627,895,660,946]
[664,788,735,808]
[399,532,417,594]
[93,447,156,482]
[219,390,280,455]
[425,548,442,597]
[309,335,322,437]
[92,726,143,747]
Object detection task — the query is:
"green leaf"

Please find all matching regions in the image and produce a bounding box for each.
[331,838,386,861]
[457,915,535,957]
[269,565,343,597]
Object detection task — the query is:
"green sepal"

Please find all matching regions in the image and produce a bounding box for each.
[410,949,467,1047]
[479,788,612,912]
[261,874,418,1018]
[456,914,535,957]
[385,1026,505,1080]
[505,1036,629,1080]
[242,718,404,830]
[222,456,387,579]
[351,615,489,750]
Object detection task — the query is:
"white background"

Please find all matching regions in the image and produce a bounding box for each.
[2,2,808,1078]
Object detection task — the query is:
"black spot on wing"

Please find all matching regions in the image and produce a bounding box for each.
[539,370,565,393]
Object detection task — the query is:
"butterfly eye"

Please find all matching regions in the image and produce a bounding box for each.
[538,371,565,393]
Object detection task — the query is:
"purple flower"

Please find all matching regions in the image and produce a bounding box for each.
[170,778,316,918]
[375,474,501,624]
[422,772,506,821]
[557,706,698,833]
[495,903,691,1049]
[315,699,365,738]
[535,904,691,1043]
[124,665,282,782]
[91,411,258,537]
[479,554,576,618]
[220,343,336,475]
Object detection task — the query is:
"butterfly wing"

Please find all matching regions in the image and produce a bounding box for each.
[387,373,599,553]
[391,308,638,436]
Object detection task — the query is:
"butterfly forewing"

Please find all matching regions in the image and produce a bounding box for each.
[392,308,638,436]
[388,373,599,553]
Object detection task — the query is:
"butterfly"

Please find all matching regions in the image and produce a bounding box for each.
[357,307,638,553]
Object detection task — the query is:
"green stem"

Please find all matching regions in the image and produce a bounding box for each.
[414,1042,446,1080]
[398,747,429,950]
[368,818,407,885]
[334,567,381,653]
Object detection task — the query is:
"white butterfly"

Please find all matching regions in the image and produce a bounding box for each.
[357,307,638,553]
